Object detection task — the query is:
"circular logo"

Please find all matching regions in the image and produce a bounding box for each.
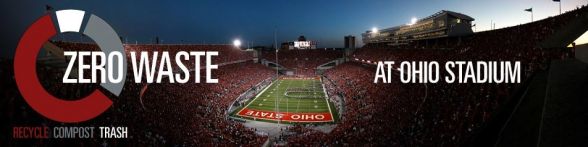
[14,9,127,123]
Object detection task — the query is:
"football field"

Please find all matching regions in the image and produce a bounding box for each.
[234,77,336,123]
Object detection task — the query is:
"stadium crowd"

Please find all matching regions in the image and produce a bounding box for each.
[138,61,273,145]
[286,5,582,146]
[262,49,343,76]
[1,5,585,146]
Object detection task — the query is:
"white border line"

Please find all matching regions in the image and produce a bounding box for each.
[321,77,335,122]
[236,79,276,115]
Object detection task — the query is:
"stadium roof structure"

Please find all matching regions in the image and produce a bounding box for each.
[363,10,475,45]
[420,10,475,22]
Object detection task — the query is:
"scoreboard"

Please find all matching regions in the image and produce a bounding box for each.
[294,41,310,48]
[291,41,317,49]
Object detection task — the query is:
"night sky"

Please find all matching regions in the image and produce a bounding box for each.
[1,0,587,58]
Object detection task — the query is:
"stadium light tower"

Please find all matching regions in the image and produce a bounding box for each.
[274,27,280,126]
[233,39,242,47]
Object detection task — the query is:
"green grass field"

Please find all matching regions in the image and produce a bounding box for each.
[232,78,337,123]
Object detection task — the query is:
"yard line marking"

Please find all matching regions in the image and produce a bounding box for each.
[295,80,305,113]
[285,79,291,113]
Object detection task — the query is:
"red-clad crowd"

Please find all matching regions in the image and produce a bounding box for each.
[1,5,585,146]
[285,5,582,146]
[288,62,426,146]
[138,61,273,145]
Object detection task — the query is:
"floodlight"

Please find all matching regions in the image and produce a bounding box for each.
[409,17,418,25]
[372,27,378,33]
[233,39,241,47]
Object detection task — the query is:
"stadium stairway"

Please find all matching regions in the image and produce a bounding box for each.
[470,59,588,147]
[491,71,547,147]
[536,59,588,147]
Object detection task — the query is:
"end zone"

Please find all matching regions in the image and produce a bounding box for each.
[237,108,333,122]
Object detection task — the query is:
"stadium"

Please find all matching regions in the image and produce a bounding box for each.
[2,1,588,146]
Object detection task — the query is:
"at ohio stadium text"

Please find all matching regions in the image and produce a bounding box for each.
[374,61,521,84]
